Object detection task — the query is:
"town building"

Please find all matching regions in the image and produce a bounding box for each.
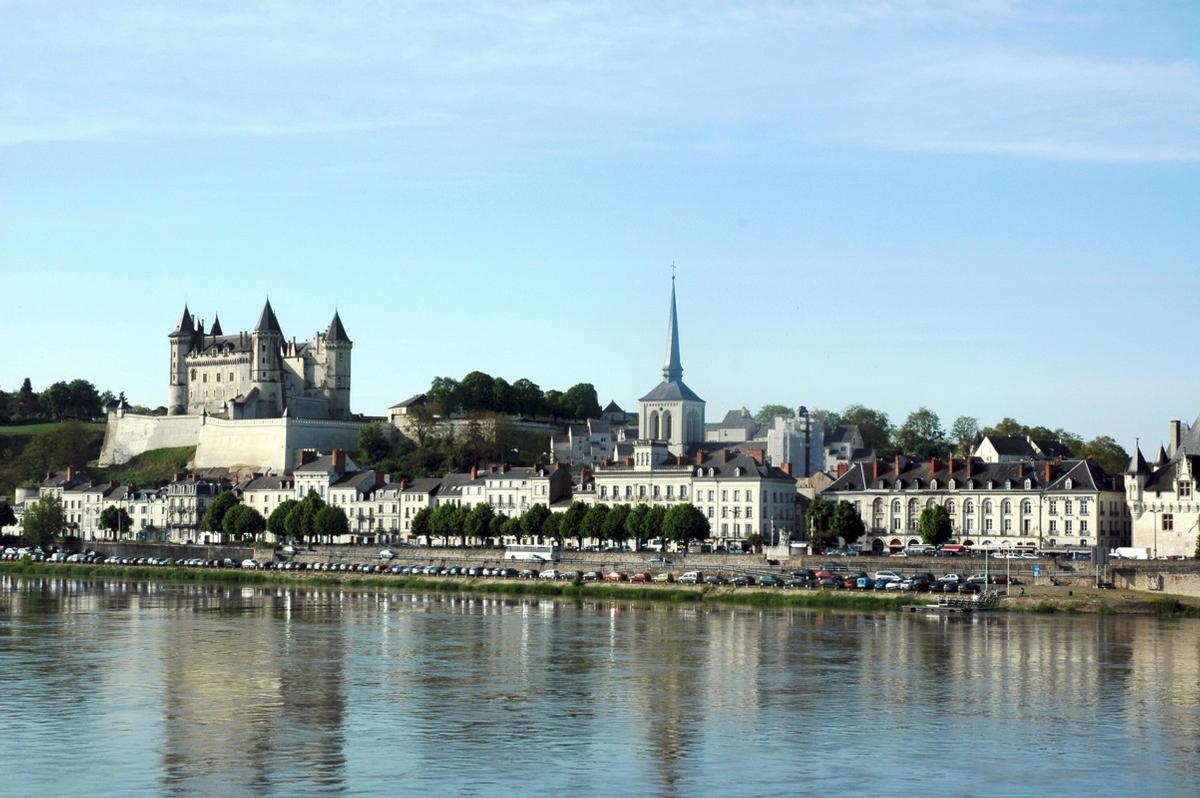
[821,455,1130,554]
[637,279,705,454]
[1126,418,1200,558]
[705,408,757,443]
[974,434,1074,463]
[766,411,825,477]
[824,424,870,473]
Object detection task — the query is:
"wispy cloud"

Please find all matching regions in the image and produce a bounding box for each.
[1,1,1196,162]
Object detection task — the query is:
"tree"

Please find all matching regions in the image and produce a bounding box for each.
[603,504,631,549]
[286,490,325,543]
[983,417,1026,437]
[643,505,668,548]
[488,512,506,544]
[500,516,522,543]
[918,505,953,546]
[428,376,462,416]
[562,383,601,420]
[803,497,837,550]
[429,503,459,546]
[558,501,589,548]
[744,532,764,553]
[411,506,434,547]
[201,490,239,533]
[458,371,497,413]
[358,424,392,464]
[267,499,299,541]
[464,503,495,546]
[510,378,543,417]
[580,504,610,547]
[0,502,16,529]
[99,505,132,537]
[894,407,948,459]
[754,404,795,428]
[841,405,892,452]
[313,505,349,543]
[949,416,979,457]
[1078,436,1130,477]
[224,504,266,542]
[21,496,64,547]
[625,504,650,550]
[542,512,563,547]
[662,503,710,548]
[829,500,865,547]
[521,504,551,544]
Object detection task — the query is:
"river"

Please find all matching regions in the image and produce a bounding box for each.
[0,575,1197,797]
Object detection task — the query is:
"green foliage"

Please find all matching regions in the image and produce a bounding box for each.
[312,505,349,541]
[744,532,764,552]
[500,515,522,541]
[223,504,266,541]
[603,504,630,547]
[521,504,551,542]
[829,500,865,546]
[580,503,610,545]
[754,404,795,428]
[895,407,948,459]
[804,497,836,550]
[645,505,667,543]
[201,490,239,532]
[541,512,562,546]
[558,501,589,547]
[410,506,433,546]
[662,503,710,546]
[0,502,15,529]
[267,499,298,539]
[0,421,105,501]
[625,504,650,547]
[92,446,196,488]
[463,503,495,545]
[357,424,392,464]
[99,505,132,535]
[426,371,600,420]
[949,416,979,457]
[840,404,892,452]
[21,496,64,547]
[1077,435,1130,476]
[918,504,953,546]
[286,490,325,543]
[35,379,103,422]
[429,503,460,544]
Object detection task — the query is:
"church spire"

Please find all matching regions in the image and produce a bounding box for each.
[663,275,682,382]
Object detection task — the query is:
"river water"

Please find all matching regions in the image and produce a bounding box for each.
[0,575,1196,797]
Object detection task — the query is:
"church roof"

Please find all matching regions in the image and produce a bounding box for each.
[326,310,350,342]
[254,299,283,334]
[640,378,704,403]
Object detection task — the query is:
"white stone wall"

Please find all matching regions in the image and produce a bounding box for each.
[98,413,203,466]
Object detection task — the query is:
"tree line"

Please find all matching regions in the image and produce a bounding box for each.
[427,371,603,421]
[754,403,1130,476]
[408,500,710,550]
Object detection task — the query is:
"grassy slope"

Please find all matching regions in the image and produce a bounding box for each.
[91,446,196,487]
[0,422,106,438]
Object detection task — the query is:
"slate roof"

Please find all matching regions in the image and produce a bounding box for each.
[602,401,624,413]
[825,458,1120,493]
[639,378,704,403]
[242,475,294,492]
[254,299,283,334]
[827,425,861,445]
[985,435,1037,457]
[326,311,350,342]
[171,304,195,337]
[389,393,427,409]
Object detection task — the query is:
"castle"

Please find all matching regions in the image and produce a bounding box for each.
[168,300,351,420]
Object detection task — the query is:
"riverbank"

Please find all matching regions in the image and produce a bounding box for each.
[3,560,1198,617]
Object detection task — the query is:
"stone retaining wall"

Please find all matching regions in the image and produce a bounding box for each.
[86,540,259,562]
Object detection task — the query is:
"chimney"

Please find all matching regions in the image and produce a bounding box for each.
[894,454,901,475]
[332,449,346,475]
[501,463,510,473]
[581,466,593,483]
[602,457,612,467]
[45,471,52,481]
[66,466,75,482]
[173,472,182,482]
[375,471,386,488]
[930,456,940,474]
[399,479,408,490]
[231,474,239,486]
[489,464,497,474]
[1016,462,1024,478]
[675,453,686,466]
[966,458,974,478]
[748,448,765,465]
[109,480,117,489]
[300,450,317,466]
[721,449,729,464]
[470,465,478,480]
[1045,462,1053,484]
[836,463,848,478]
[694,451,704,466]
[555,462,569,471]
[625,456,634,467]
[1170,420,1183,455]
[872,459,880,481]
[948,456,956,475]
[781,461,792,476]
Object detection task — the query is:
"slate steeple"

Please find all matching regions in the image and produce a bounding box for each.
[663,276,682,382]
[171,303,195,337]
[326,310,350,342]
[1126,443,1149,476]
[254,299,282,335]
[210,314,223,337]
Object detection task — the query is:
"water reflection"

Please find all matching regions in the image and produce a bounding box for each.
[0,576,1197,798]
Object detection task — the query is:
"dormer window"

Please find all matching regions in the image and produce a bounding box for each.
[1004,480,1012,489]
[930,479,938,490]
[1179,481,1192,498]
[1064,478,1073,490]
[1024,479,1032,490]
[967,480,975,490]
[987,480,995,490]
[948,479,956,490]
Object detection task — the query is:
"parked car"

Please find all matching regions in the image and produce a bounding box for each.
[678,571,704,584]
[705,574,730,585]
[539,569,562,580]
[240,559,260,569]
[758,574,782,587]
[651,572,674,583]
[630,572,652,583]
[874,570,904,582]
[729,575,755,587]
[785,576,812,588]
[604,571,628,582]
[379,549,396,559]
[582,571,602,582]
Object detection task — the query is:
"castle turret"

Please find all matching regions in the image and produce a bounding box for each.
[168,304,195,415]
[250,299,285,416]
[323,310,352,419]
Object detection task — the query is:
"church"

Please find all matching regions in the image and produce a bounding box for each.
[168,299,352,420]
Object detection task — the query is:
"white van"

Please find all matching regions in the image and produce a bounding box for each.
[678,571,703,584]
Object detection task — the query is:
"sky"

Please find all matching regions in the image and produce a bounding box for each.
[2,1,1198,452]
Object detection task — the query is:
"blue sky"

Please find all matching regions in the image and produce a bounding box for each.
[2,1,1198,452]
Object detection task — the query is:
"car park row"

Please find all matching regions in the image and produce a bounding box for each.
[3,547,1019,593]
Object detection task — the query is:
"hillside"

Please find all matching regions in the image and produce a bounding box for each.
[0,421,107,500]
[90,446,196,489]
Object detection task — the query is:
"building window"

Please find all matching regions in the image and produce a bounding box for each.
[1065,520,1073,535]
[1080,499,1089,514]
[1049,520,1057,533]
[1064,499,1073,515]
[1179,481,1192,499]
[1049,500,1057,516]
[1080,520,1088,533]
[1163,514,1174,531]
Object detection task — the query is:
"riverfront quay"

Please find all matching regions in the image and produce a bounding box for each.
[4,559,1198,618]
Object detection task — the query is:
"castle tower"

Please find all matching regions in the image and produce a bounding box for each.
[638,277,705,455]
[250,299,285,416]
[323,310,353,419]
[167,304,195,415]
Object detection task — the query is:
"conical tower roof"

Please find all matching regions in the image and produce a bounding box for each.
[1155,445,1169,468]
[254,299,282,334]
[171,304,194,337]
[1126,444,1149,476]
[210,314,223,337]
[326,310,350,342]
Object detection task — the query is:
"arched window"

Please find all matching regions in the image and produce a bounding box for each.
[649,411,660,439]
[948,479,956,490]
[946,500,956,516]
[662,410,672,440]
[926,498,937,509]
[930,479,938,490]
[1064,478,1073,489]
[1021,500,1032,514]
[873,498,883,514]
[891,500,901,514]
[982,500,993,514]
[964,499,974,514]
[1024,479,1032,490]
[908,499,919,514]
[1002,500,1012,515]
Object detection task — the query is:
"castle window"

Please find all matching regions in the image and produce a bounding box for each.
[1162,514,1173,531]
[191,369,197,380]
[216,373,221,383]
[1180,481,1192,498]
